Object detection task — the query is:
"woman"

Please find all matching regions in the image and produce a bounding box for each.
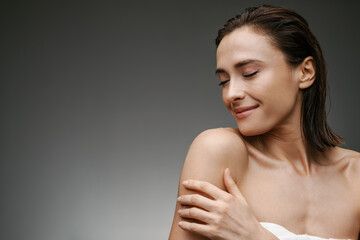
[169,5,360,240]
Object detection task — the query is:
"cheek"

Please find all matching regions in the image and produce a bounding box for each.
[260,81,300,120]
[261,71,298,104]
[253,75,299,118]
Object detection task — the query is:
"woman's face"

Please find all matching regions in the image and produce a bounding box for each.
[216,26,302,136]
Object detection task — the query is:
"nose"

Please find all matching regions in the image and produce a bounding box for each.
[224,79,246,102]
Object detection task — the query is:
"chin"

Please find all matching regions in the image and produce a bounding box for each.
[237,122,268,137]
[238,129,259,137]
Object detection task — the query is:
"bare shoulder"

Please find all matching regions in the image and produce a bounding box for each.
[344,148,360,180]
[191,127,247,159]
[169,128,249,239]
[190,127,247,155]
[182,127,248,185]
[337,147,360,175]
[336,147,360,199]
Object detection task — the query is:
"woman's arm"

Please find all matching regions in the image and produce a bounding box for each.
[168,128,249,239]
[345,150,360,239]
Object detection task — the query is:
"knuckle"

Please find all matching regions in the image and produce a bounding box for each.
[199,182,205,190]
[189,223,197,232]
[191,194,199,204]
[199,182,208,191]
[217,203,225,214]
[223,194,232,202]
[213,215,220,225]
[210,225,220,236]
[218,202,229,214]
[189,207,197,217]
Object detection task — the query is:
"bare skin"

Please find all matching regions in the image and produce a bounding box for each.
[169,27,360,239]
[169,129,360,239]
[241,132,360,238]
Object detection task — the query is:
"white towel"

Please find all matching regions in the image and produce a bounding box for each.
[260,222,351,240]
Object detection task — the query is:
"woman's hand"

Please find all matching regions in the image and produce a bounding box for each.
[177,168,277,240]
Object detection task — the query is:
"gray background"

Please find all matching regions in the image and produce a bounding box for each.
[1,0,360,239]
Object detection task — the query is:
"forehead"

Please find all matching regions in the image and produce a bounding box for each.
[216,26,283,67]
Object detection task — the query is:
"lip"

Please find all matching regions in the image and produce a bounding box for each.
[233,105,259,119]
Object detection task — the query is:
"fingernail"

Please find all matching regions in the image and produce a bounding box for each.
[182,180,189,185]
[177,196,181,202]
[178,209,182,215]
[178,221,183,226]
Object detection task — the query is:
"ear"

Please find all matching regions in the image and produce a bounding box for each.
[298,56,315,89]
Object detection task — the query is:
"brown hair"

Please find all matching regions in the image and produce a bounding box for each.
[216,4,343,152]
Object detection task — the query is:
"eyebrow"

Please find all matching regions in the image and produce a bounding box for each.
[215,59,262,75]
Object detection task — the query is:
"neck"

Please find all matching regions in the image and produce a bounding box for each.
[259,130,314,175]
[246,106,319,176]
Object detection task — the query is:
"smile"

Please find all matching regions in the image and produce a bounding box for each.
[233,105,259,119]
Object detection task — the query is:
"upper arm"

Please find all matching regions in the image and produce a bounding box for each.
[354,159,360,236]
[352,156,360,232]
[345,151,360,234]
[168,128,248,240]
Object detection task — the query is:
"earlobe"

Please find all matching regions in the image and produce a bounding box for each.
[298,56,315,89]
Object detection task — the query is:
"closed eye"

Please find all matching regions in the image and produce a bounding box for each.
[243,71,258,78]
[218,79,230,86]
[218,70,258,86]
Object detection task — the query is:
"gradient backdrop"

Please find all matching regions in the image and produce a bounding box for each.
[1,0,360,239]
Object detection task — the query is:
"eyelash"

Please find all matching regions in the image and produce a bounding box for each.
[218,71,259,86]
[218,80,229,86]
[243,70,258,78]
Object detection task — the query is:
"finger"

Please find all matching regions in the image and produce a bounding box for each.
[178,194,215,211]
[182,180,225,200]
[224,168,243,199]
[178,207,213,223]
[178,221,212,238]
